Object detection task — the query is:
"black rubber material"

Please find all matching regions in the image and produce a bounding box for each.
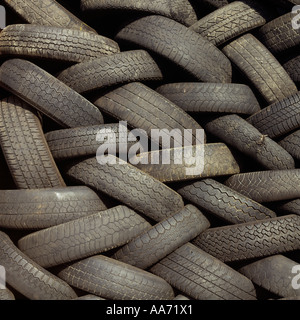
[279,129,300,160]
[0,289,15,300]
[284,55,300,83]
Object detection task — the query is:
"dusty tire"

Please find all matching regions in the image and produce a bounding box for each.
[115,15,232,83]
[239,255,300,298]
[18,205,151,268]
[0,186,107,229]
[0,59,104,128]
[0,289,15,300]
[0,96,66,189]
[57,50,163,94]
[113,205,210,269]
[247,91,300,139]
[223,34,298,105]
[275,199,300,216]
[192,215,300,262]
[58,255,175,300]
[63,156,184,222]
[0,231,77,300]
[0,24,120,63]
[130,143,240,183]
[205,114,295,170]
[224,169,300,203]
[284,55,300,83]
[156,82,261,115]
[190,1,266,46]
[177,179,276,224]
[279,129,300,160]
[150,243,257,300]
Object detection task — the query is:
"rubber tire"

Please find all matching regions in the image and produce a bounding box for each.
[239,255,300,298]
[279,129,300,160]
[284,55,300,83]
[224,169,300,203]
[115,15,232,83]
[205,114,295,170]
[0,231,77,300]
[113,205,210,269]
[156,82,261,115]
[131,143,240,183]
[0,289,15,300]
[247,91,300,139]
[223,33,298,105]
[57,50,163,94]
[0,186,107,229]
[18,205,151,268]
[190,1,266,46]
[0,24,120,63]
[2,0,96,33]
[58,255,175,300]
[192,214,300,262]
[0,96,66,189]
[81,0,198,27]
[276,199,300,216]
[177,179,276,224]
[45,124,134,161]
[150,242,257,300]
[0,59,104,128]
[63,156,184,222]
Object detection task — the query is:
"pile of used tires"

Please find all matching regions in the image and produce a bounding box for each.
[0,0,299,301]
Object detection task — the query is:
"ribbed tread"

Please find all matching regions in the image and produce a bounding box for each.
[284,55,300,83]
[279,129,300,160]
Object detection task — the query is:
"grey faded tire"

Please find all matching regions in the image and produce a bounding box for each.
[63,156,184,222]
[0,186,107,229]
[2,0,96,33]
[58,255,174,300]
[259,13,300,54]
[156,82,261,115]
[224,169,300,203]
[93,82,204,146]
[275,199,300,216]
[0,59,104,128]
[192,215,300,262]
[150,243,257,300]
[81,0,197,26]
[113,205,210,269]
[284,55,300,83]
[239,255,300,298]
[72,295,105,300]
[115,15,232,83]
[279,129,300,161]
[223,34,298,105]
[45,124,134,161]
[247,91,300,139]
[18,205,151,268]
[0,24,120,63]
[177,179,276,224]
[57,50,163,94]
[0,96,66,189]
[0,289,15,300]
[130,143,240,183]
[205,114,295,170]
[0,231,77,300]
[190,1,266,46]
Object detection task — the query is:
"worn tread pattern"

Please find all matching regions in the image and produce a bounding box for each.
[57,50,163,93]
[131,143,240,183]
[205,114,295,170]
[284,55,300,83]
[0,289,15,300]
[63,156,185,222]
[0,59,104,128]
[0,96,66,189]
[0,186,107,229]
[115,15,232,83]
[18,205,151,268]
[81,0,198,26]
[279,129,300,160]
[192,215,300,262]
[0,24,119,63]
[259,13,300,54]
[156,82,261,115]
[58,255,175,300]
[224,169,300,203]
[190,1,266,46]
[2,0,96,33]
[177,179,276,224]
[247,91,300,139]
[113,205,210,269]
[0,231,77,300]
[223,33,298,105]
[239,255,300,298]
[150,243,257,300]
